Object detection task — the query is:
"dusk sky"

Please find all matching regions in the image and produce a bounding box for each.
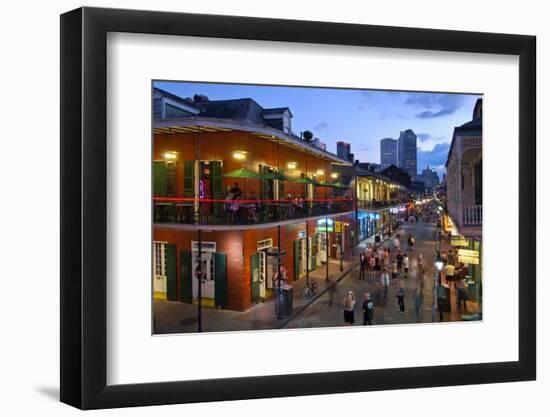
[155,81,481,179]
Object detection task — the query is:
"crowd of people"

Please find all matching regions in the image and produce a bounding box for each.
[342,228,427,325]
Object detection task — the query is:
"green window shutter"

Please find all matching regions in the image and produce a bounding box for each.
[183,160,195,198]
[294,240,300,281]
[211,161,224,216]
[250,252,260,303]
[165,244,177,301]
[153,161,167,197]
[214,253,227,309]
[279,169,285,197]
[179,251,192,303]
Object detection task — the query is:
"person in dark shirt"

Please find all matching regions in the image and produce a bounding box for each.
[396,250,404,273]
[362,292,375,325]
[229,182,242,199]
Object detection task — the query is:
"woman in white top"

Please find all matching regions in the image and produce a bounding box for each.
[342,291,356,325]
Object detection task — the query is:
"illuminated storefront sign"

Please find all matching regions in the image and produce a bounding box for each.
[297,230,306,239]
[316,218,334,233]
[451,235,469,247]
[458,248,479,264]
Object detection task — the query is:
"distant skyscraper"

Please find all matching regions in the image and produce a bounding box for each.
[398,129,417,178]
[337,141,352,162]
[380,138,398,169]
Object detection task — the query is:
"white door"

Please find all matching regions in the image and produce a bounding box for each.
[259,251,267,298]
[318,233,329,263]
[192,251,215,299]
[153,242,167,296]
[300,239,307,275]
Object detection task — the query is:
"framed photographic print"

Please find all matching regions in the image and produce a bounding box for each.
[60,6,536,409]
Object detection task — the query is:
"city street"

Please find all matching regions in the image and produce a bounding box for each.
[285,219,474,329]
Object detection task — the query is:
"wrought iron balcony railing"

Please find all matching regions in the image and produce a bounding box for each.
[153,197,354,226]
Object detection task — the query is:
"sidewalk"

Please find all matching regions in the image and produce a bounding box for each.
[154,232,398,334]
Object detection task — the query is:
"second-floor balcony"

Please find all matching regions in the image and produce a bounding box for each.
[153,197,354,226]
[462,204,482,226]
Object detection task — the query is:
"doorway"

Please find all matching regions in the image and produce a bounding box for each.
[191,241,217,300]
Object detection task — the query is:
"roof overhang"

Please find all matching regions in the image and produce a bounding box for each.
[153,117,352,166]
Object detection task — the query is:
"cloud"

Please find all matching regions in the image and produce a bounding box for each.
[357,90,467,120]
[404,93,464,119]
[416,133,432,142]
[417,143,450,173]
[314,122,328,131]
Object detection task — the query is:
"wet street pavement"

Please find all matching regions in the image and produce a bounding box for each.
[285,219,476,329]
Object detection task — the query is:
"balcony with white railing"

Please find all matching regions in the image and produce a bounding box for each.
[462,204,482,226]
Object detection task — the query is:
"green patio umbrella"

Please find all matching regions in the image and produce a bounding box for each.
[316,180,334,187]
[292,177,321,186]
[222,167,263,197]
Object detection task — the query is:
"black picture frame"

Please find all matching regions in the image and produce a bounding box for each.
[60,6,536,410]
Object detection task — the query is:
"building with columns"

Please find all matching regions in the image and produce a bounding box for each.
[445,98,482,240]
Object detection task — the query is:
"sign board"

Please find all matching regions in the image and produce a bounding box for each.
[458,248,479,265]
[458,249,478,257]
[316,219,334,233]
[297,230,306,239]
[191,241,216,252]
[451,236,469,247]
[458,255,479,265]
[335,221,342,233]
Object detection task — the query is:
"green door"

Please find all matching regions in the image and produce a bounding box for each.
[179,251,192,303]
[211,161,224,217]
[183,160,195,198]
[165,244,177,301]
[294,240,300,281]
[153,161,167,197]
[250,252,261,303]
[214,253,227,309]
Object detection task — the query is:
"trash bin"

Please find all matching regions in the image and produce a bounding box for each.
[375,235,381,243]
[275,285,293,317]
[437,286,451,313]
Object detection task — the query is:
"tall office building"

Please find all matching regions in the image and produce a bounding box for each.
[337,141,351,162]
[398,129,417,178]
[380,138,398,169]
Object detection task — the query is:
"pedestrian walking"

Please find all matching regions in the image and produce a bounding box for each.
[410,256,418,280]
[359,252,366,280]
[403,253,410,279]
[444,262,455,287]
[407,233,415,251]
[393,235,400,252]
[396,250,404,273]
[381,268,390,290]
[362,292,375,325]
[391,261,398,285]
[342,291,356,325]
[368,254,376,279]
[396,281,405,313]
[456,277,468,311]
